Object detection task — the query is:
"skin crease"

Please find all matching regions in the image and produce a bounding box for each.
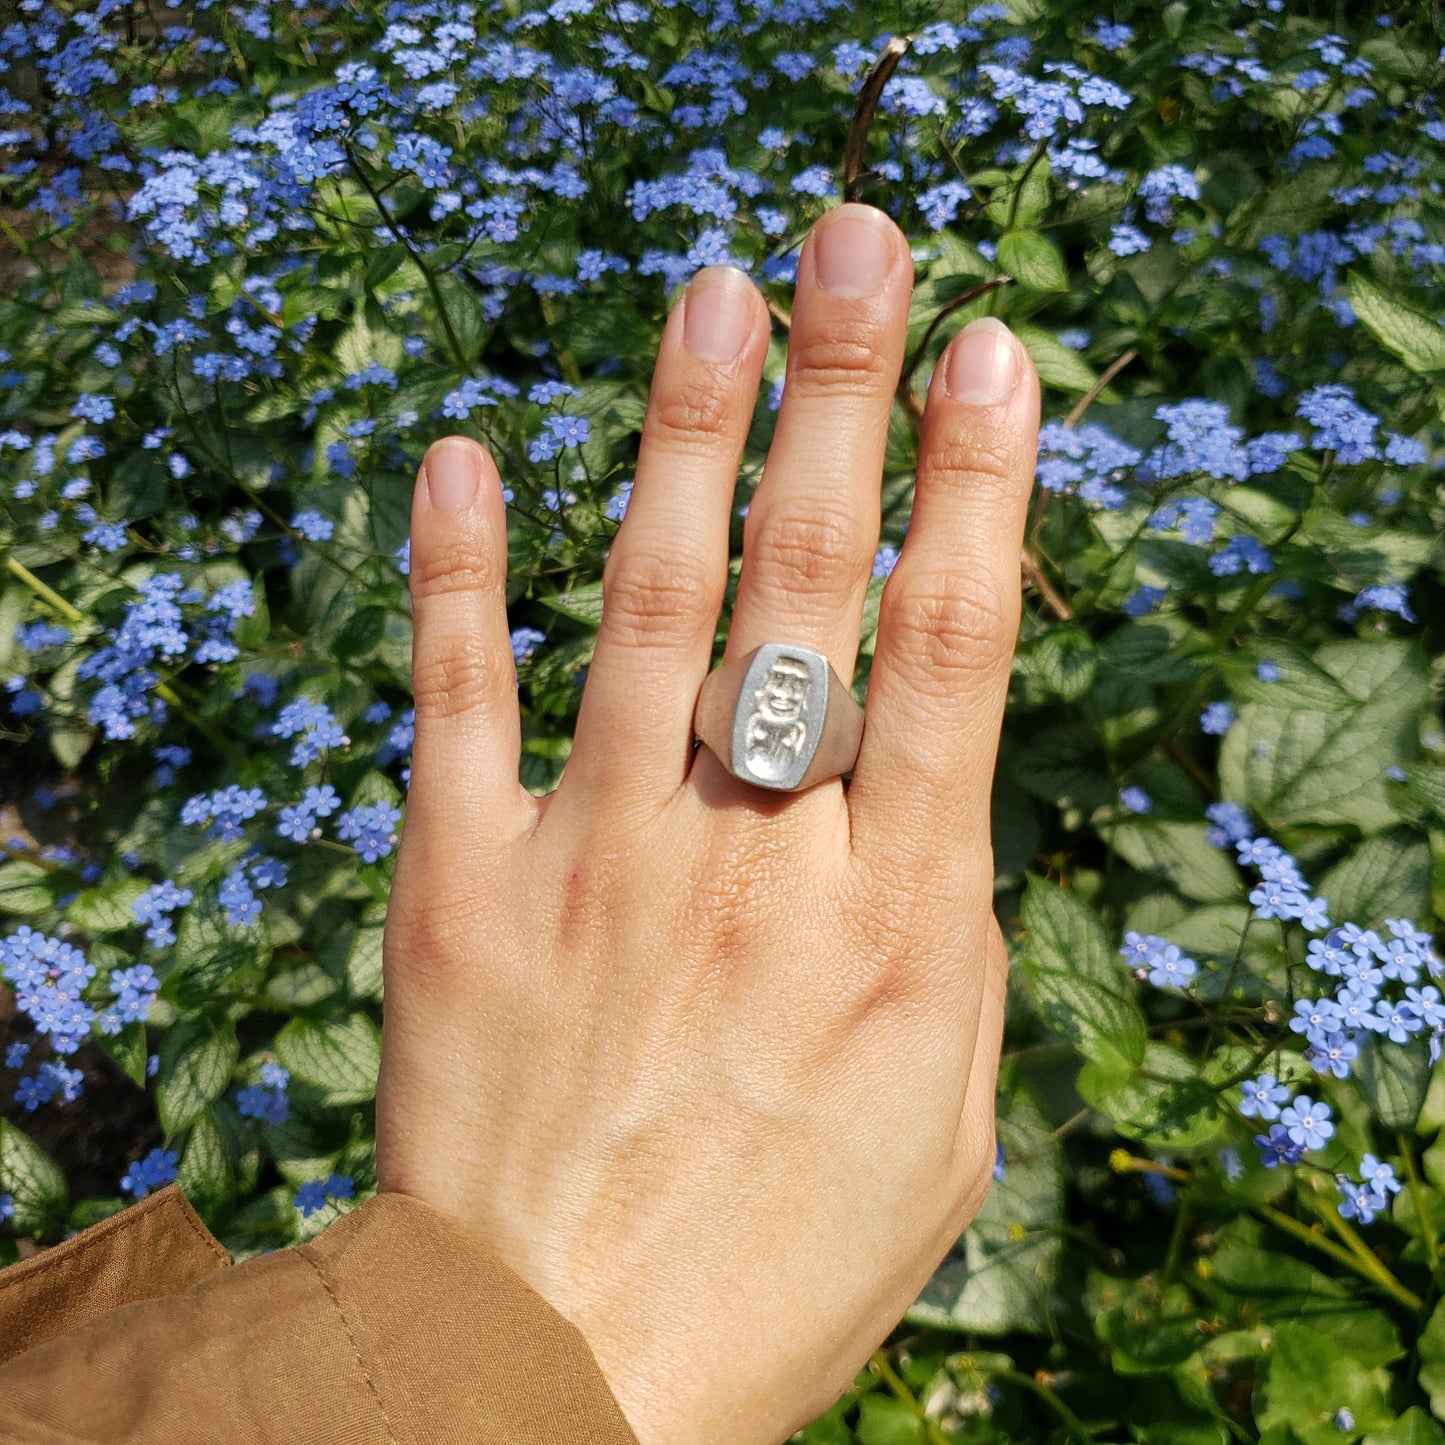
[376,203,1041,1445]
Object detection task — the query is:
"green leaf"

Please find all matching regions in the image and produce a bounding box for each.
[791,1399,856,1445]
[49,720,94,770]
[334,309,404,377]
[0,1120,69,1238]
[97,1021,150,1088]
[1101,818,1244,903]
[1256,1323,1391,1445]
[1019,624,1096,702]
[998,231,1068,292]
[1320,830,1432,929]
[538,582,603,628]
[66,876,149,934]
[1019,873,1117,985]
[1420,1300,1445,1422]
[347,903,385,1001]
[1346,272,1445,377]
[1024,964,1148,1072]
[1095,1280,1201,1373]
[1353,1033,1430,1132]
[855,1395,925,1445]
[1019,877,1147,1071]
[1363,1409,1445,1445]
[177,1109,235,1213]
[1219,639,1425,832]
[433,272,488,363]
[170,889,270,1004]
[0,860,56,916]
[563,292,660,368]
[275,1013,382,1106]
[157,1018,240,1134]
[1081,1042,1223,1149]
[1012,324,1101,394]
[907,1084,1062,1335]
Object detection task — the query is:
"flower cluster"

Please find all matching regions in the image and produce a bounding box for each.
[1194,809,1440,1222]
[294,1172,355,1219]
[236,1062,291,1125]
[120,1147,179,1200]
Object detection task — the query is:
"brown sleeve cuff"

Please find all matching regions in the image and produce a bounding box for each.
[0,1189,641,1444]
[300,1191,643,1444]
[0,1184,229,1366]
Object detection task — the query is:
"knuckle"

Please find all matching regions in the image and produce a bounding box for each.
[746,497,872,594]
[410,535,501,601]
[383,884,478,986]
[412,637,501,721]
[647,373,739,450]
[787,326,895,399]
[881,568,1017,686]
[601,545,720,649]
[924,435,1018,495]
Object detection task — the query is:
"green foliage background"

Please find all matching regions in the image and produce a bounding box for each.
[1,1,1444,1441]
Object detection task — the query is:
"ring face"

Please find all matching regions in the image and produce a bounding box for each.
[729,643,830,791]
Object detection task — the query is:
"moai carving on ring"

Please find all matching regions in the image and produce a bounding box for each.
[744,655,811,783]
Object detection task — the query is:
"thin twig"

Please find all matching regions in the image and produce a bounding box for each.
[1021,548,1074,621]
[844,37,912,203]
[1063,347,1137,429]
[899,274,1013,406]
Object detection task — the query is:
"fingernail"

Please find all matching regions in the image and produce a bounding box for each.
[813,206,893,297]
[424,439,480,512]
[683,266,755,361]
[945,317,1020,406]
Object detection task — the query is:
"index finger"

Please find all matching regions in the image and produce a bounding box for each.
[845,317,1040,873]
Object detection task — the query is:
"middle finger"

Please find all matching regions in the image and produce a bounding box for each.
[721,203,913,688]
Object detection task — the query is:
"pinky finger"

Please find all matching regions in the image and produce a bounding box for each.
[847,318,1039,875]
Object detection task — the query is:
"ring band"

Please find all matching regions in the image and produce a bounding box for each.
[692,642,864,792]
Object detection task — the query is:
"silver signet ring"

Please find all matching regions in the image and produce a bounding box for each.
[692,642,864,793]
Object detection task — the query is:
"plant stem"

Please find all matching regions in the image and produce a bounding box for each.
[6,556,85,623]
[1248,1198,1422,1311]
[1397,1132,1445,1292]
[954,1358,1095,1444]
[870,1350,954,1445]
[345,148,467,369]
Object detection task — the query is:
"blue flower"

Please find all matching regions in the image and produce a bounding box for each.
[294,1172,355,1218]
[1121,586,1165,617]
[1255,1123,1305,1169]
[1279,1094,1334,1151]
[335,802,402,863]
[511,627,546,663]
[1240,1073,1290,1121]
[1119,786,1151,815]
[121,1147,179,1199]
[1146,944,1198,990]
[1295,383,1380,463]
[1337,1180,1383,1225]
[291,509,334,542]
[1200,702,1235,735]
[1308,1032,1358,1080]
[1107,223,1151,256]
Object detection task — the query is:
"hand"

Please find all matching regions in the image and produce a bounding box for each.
[377,202,1041,1445]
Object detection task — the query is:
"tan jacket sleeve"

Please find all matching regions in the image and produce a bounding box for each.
[0,1184,641,1445]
